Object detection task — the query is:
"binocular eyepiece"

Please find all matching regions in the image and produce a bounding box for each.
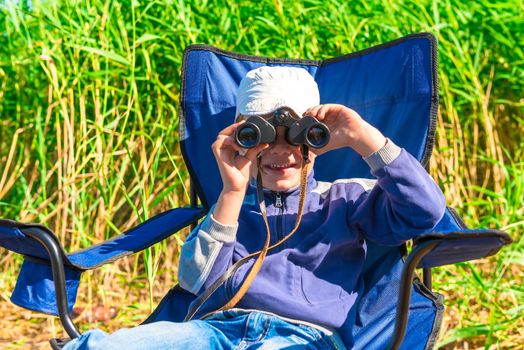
[235,107,330,149]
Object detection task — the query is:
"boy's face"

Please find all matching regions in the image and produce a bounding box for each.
[255,126,315,192]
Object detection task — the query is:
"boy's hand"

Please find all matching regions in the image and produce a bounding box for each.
[212,122,269,194]
[304,104,386,157]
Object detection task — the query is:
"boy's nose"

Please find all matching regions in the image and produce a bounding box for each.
[270,128,291,154]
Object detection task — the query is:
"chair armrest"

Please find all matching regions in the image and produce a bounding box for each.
[0,206,206,339]
[413,229,512,268]
[1,206,206,269]
[66,207,206,269]
[389,229,512,349]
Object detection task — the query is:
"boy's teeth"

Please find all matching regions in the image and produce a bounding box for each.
[270,163,292,169]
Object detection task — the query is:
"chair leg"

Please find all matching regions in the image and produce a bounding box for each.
[389,240,440,350]
[423,268,432,290]
[50,338,72,350]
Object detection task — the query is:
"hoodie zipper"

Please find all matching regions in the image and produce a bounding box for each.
[275,192,284,251]
[275,192,283,208]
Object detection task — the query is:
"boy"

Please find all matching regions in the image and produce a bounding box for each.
[64,66,446,349]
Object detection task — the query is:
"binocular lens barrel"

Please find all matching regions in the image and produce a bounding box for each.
[306,125,329,148]
[236,125,260,148]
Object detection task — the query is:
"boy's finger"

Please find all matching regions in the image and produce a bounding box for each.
[315,105,328,120]
[315,104,344,123]
[222,136,245,153]
[244,144,269,161]
[304,105,323,117]
[213,134,234,152]
[218,121,245,136]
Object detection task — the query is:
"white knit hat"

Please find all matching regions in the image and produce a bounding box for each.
[235,66,320,118]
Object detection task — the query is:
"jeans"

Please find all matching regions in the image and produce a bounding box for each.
[63,310,346,350]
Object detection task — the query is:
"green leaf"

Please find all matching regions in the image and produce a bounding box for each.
[135,33,161,45]
[75,45,130,66]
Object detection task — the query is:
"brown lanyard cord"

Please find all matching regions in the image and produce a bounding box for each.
[184,145,311,321]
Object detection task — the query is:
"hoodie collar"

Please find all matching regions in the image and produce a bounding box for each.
[247,168,317,199]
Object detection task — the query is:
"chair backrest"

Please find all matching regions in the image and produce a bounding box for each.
[178,33,459,349]
[180,33,437,209]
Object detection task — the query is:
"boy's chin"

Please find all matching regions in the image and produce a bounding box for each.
[263,179,300,192]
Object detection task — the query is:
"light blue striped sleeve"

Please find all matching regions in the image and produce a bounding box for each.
[363,138,402,171]
[177,209,238,294]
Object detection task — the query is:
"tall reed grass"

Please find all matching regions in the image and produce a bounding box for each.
[0,0,522,348]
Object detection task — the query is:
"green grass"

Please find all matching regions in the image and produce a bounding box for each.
[1,0,523,348]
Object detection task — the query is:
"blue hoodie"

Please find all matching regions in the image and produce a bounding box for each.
[178,141,446,348]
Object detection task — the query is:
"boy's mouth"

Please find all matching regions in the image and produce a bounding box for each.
[262,162,298,173]
[268,163,295,169]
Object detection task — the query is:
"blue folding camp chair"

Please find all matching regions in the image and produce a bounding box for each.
[0,32,512,349]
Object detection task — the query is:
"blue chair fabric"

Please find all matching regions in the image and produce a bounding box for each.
[0,207,205,315]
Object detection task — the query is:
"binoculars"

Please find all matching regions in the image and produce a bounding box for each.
[234,107,330,149]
